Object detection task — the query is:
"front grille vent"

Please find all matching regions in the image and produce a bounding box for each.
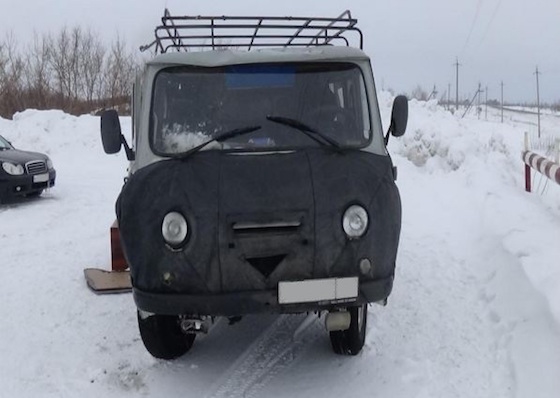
[26,161,47,174]
[233,220,301,235]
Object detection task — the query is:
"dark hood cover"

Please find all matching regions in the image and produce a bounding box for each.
[117,149,401,295]
[0,148,48,164]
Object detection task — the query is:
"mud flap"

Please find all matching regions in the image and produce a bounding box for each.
[84,268,132,294]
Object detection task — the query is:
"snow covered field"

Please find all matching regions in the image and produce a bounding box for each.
[1,97,559,397]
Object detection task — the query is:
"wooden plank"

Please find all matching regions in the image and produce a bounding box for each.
[84,268,132,294]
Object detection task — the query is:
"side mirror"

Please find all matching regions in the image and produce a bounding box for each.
[389,95,408,137]
[100,110,122,154]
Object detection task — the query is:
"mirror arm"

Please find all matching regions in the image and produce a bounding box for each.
[120,134,135,161]
[384,123,393,146]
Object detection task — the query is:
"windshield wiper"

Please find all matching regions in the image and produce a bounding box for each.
[174,125,262,160]
[266,115,341,150]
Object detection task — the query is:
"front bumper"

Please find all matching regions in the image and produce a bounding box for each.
[133,276,393,316]
[0,169,56,198]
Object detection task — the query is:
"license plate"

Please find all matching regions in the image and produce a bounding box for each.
[278,277,358,305]
[33,173,49,183]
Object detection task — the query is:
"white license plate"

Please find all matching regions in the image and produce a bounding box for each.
[278,277,358,305]
[33,173,49,183]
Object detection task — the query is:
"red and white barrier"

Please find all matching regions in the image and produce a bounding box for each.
[523,150,560,192]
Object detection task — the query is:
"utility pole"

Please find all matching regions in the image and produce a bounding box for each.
[427,84,437,101]
[501,81,504,123]
[455,58,461,110]
[462,84,483,118]
[485,85,488,120]
[535,66,541,138]
[477,83,482,119]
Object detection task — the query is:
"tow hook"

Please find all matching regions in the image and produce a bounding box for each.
[179,316,213,334]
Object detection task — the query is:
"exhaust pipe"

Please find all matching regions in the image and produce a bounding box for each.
[325,311,351,332]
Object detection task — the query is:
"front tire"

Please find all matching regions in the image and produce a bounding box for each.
[137,311,196,360]
[329,304,367,355]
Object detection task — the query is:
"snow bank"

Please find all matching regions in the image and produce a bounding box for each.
[1,110,102,154]
[384,94,560,326]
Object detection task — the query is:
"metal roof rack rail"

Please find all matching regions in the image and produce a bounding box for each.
[140,9,363,54]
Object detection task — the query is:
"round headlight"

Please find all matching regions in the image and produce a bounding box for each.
[2,162,24,176]
[162,212,188,248]
[46,158,53,169]
[342,205,369,239]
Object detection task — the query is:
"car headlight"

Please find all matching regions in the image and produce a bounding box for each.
[342,205,369,239]
[162,212,188,248]
[46,158,54,169]
[1,162,24,176]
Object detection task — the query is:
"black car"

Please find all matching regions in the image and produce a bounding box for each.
[0,134,56,203]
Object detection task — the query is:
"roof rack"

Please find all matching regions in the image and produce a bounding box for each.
[140,9,363,54]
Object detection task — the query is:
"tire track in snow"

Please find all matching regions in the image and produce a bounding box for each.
[206,314,322,398]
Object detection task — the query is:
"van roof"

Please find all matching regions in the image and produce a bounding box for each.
[146,46,370,68]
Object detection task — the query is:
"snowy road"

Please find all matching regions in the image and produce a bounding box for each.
[1,102,559,397]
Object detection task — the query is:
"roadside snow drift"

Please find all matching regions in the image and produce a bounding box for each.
[1,99,559,398]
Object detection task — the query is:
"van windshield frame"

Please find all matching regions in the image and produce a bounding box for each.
[149,62,373,156]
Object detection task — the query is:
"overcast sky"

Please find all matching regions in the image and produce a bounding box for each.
[1,0,559,103]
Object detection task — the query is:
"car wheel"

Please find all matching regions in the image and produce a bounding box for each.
[329,304,367,355]
[137,311,196,360]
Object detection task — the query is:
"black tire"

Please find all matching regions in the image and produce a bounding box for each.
[329,304,367,356]
[137,311,196,360]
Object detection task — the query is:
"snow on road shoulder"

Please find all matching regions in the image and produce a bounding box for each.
[0,110,138,397]
[381,94,560,324]
[383,96,560,396]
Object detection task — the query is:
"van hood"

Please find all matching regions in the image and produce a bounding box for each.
[116,149,401,295]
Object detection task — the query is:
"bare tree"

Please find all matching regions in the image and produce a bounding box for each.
[80,29,105,103]
[0,27,141,118]
[102,35,138,110]
[0,34,26,116]
[22,33,53,109]
[47,27,73,108]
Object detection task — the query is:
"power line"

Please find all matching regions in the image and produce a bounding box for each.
[477,0,503,48]
[461,0,484,55]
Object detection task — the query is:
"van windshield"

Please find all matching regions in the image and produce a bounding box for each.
[150,62,372,155]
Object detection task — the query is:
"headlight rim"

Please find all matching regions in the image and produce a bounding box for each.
[161,211,189,249]
[342,204,369,239]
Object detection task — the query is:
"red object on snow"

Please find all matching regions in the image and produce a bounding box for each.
[111,219,128,272]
